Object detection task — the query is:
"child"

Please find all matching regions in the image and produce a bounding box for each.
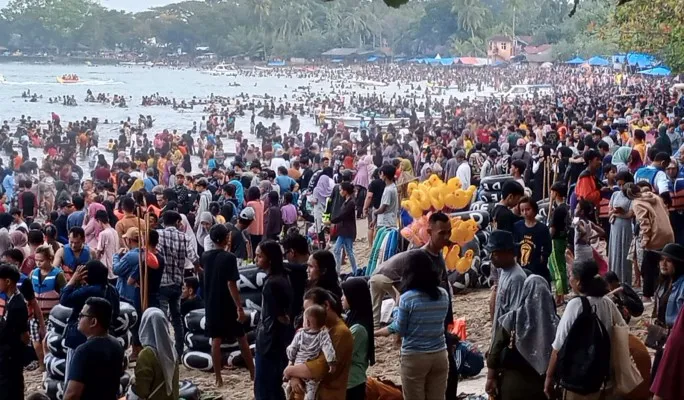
[513,197,552,283]
[605,271,644,323]
[548,182,570,305]
[265,191,282,241]
[281,192,298,236]
[181,276,204,318]
[284,305,336,400]
[573,199,605,264]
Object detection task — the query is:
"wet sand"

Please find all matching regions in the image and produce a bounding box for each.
[24,220,651,399]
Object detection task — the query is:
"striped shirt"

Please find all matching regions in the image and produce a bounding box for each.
[157,227,198,287]
[388,287,449,354]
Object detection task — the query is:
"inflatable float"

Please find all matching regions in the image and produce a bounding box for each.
[56,75,80,83]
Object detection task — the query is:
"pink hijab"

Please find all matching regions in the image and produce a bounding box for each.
[83,203,106,248]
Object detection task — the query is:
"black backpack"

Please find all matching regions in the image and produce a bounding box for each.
[556,296,611,395]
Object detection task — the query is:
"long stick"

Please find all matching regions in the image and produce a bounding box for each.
[542,157,548,201]
[142,199,150,312]
[136,205,145,310]
[548,157,555,220]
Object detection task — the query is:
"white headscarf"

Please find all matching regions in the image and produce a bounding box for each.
[195,212,215,247]
[138,308,177,396]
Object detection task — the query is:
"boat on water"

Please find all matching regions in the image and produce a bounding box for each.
[323,113,408,128]
[57,74,80,84]
[206,63,239,76]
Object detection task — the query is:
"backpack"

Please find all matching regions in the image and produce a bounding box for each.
[555,296,611,395]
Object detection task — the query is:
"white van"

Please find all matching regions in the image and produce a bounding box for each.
[499,84,554,99]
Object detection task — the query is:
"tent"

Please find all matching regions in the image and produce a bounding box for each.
[638,66,671,76]
[566,57,585,64]
[366,56,378,62]
[540,62,553,68]
[586,56,611,66]
[267,60,285,66]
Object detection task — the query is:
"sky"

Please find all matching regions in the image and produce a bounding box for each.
[0,0,180,12]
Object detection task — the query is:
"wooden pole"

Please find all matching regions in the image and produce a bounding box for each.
[548,157,555,220]
[142,199,150,312]
[136,206,145,311]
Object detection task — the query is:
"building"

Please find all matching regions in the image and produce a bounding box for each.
[487,35,514,62]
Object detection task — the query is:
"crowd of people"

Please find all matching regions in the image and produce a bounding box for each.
[0,62,682,400]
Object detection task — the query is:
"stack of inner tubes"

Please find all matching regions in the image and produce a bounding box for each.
[44,303,137,400]
[182,265,264,372]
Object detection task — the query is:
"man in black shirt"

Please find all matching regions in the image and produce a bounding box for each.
[281,233,310,321]
[64,297,124,400]
[202,224,254,386]
[364,171,386,245]
[0,264,29,400]
[225,207,255,264]
[17,180,36,224]
[489,180,524,233]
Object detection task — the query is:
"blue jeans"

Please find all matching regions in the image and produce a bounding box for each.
[333,236,357,274]
[254,352,286,400]
[159,284,183,358]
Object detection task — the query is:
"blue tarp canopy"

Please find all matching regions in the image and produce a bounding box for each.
[566,57,585,64]
[587,56,610,66]
[439,58,455,66]
[267,60,285,66]
[367,56,378,62]
[394,57,405,62]
[330,59,343,63]
[613,53,656,68]
[638,66,671,76]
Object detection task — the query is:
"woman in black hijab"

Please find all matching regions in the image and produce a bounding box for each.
[341,277,375,399]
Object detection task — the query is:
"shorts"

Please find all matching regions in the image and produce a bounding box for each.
[29,318,43,343]
[206,316,245,340]
[367,207,377,229]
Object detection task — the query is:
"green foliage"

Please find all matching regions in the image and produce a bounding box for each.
[0,0,667,66]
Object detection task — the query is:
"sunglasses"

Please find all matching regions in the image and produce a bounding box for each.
[78,313,95,320]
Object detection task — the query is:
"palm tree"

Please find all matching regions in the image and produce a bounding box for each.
[452,0,486,39]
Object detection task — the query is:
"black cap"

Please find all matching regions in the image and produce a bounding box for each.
[485,230,516,252]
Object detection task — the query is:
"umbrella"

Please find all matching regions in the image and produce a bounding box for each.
[540,62,553,68]
[638,66,671,76]
[586,56,611,66]
[566,57,585,64]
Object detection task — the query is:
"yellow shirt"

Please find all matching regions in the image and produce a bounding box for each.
[299,316,353,400]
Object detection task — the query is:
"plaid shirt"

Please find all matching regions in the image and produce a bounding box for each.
[157,226,198,287]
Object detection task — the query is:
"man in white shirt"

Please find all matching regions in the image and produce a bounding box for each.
[455,150,471,189]
[270,148,290,171]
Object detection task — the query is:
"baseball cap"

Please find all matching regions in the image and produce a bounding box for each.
[239,207,256,221]
[60,200,73,208]
[485,230,516,252]
[123,227,140,241]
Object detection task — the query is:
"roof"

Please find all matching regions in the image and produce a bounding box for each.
[524,44,552,55]
[489,35,512,42]
[516,35,534,45]
[321,48,359,57]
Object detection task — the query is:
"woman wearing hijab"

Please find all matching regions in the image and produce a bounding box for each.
[611,146,633,173]
[195,211,216,255]
[83,202,106,249]
[341,277,375,399]
[396,159,415,201]
[353,154,374,219]
[313,167,334,245]
[9,230,29,259]
[486,275,559,400]
[654,125,673,156]
[128,178,145,194]
[132,308,180,400]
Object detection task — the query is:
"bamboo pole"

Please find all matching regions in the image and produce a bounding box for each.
[142,198,150,312]
[136,205,145,311]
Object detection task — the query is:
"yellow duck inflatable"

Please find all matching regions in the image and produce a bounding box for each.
[402,176,476,217]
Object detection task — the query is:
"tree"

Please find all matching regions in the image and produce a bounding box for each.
[452,0,487,39]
